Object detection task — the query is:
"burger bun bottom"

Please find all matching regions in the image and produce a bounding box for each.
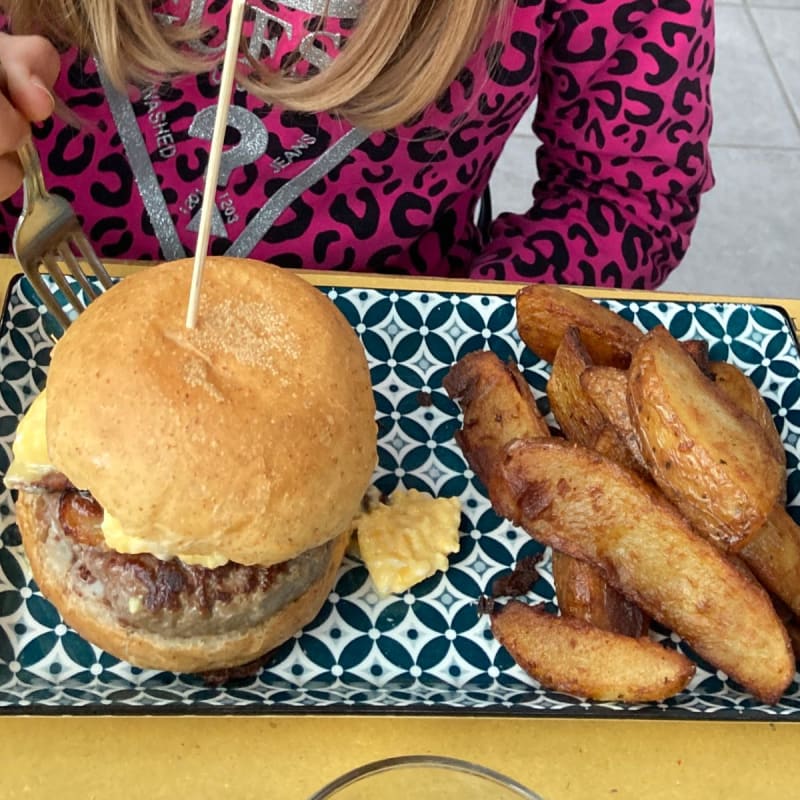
[16,491,348,674]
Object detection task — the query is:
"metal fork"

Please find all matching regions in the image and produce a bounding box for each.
[12,139,113,331]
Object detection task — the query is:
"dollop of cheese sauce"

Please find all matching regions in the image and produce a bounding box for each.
[354,488,461,596]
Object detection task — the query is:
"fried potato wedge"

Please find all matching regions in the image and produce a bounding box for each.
[493,438,794,704]
[545,336,648,631]
[588,425,644,476]
[602,346,794,606]
[701,360,796,609]
[445,348,646,637]
[490,600,694,703]
[681,339,711,375]
[628,326,785,551]
[516,284,642,367]
[579,365,648,476]
[551,550,648,638]
[769,595,800,666]
[740,507,800,618]
[708,360,786,470]
[442,350,548,486]
[547,329,636,470]
[547,327,607,445]
[785,618,800,667]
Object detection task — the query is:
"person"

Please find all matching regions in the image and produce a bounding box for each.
[0,0,714,287]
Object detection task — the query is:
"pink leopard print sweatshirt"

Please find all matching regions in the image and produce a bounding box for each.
[0,0,715,288]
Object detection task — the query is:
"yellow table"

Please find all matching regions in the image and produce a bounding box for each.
[0,258,798,800]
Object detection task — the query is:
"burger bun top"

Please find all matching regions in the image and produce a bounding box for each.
[45,257,377,566]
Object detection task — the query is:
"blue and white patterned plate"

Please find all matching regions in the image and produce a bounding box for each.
[0,275,799,718]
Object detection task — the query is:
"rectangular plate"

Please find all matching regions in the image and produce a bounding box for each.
[0,275,798,718]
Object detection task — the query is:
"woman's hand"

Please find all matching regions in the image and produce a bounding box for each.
[0,32,60,201]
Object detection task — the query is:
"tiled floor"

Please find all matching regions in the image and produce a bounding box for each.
[490,0,800,298]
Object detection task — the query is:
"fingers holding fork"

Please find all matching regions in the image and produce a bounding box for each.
[0,31,60,200]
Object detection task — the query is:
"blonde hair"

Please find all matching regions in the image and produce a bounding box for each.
[2,0,507,130]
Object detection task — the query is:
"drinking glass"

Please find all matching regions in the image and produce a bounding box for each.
[307,754,545,799]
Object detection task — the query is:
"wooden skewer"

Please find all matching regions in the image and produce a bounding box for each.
[185,0,247,329]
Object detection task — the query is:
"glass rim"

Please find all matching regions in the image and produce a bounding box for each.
[307,754,544,800]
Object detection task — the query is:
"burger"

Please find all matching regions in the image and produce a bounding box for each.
[4,257,377,674]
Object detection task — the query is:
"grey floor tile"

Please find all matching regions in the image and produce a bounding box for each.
[511,99,536,138]
[711,5,800,146]
[752,6,800,121]
[749,0,800,8]
[490,133,538,216]
[660,146,800,297]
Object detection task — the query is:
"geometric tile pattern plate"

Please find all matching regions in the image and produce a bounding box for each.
[0,275,798,717]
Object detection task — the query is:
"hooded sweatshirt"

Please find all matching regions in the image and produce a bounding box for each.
[0,0,715,287]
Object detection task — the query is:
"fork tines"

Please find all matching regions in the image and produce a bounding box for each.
[25,233,113,332]
[13,139,114,333]
[44,231,113,312]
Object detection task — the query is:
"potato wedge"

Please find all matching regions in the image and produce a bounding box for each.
[445,348,646,637]
[551,550,648,638]
[769,596,800,666]
[545,338,648,633]
[490,600,694,703]
[628,326,785,551]
[492,438,794,704]
[442,350,548,486]
[589,425,645,476]
[586,348,794,609]
[516,284,642,367]
[579,365,649,476]
[583,346,799,619]
[701,360,796,609]
[547,327,607,446]
[547,329,636,470]
[681,339,711,375]
[708,360,786,471]
[785,618,800,667]
[740,507,800,618]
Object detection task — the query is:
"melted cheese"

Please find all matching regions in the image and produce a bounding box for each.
[355,488,461,596]
[101,512,229,569]
[7,391,229,568]
[5,390,54,485]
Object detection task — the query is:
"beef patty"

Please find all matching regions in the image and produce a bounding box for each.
[29,489,334,639]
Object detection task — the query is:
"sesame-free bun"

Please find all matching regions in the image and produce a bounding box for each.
[45,257,377,566]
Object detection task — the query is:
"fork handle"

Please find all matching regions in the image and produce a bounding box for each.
[17,139,48,201]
